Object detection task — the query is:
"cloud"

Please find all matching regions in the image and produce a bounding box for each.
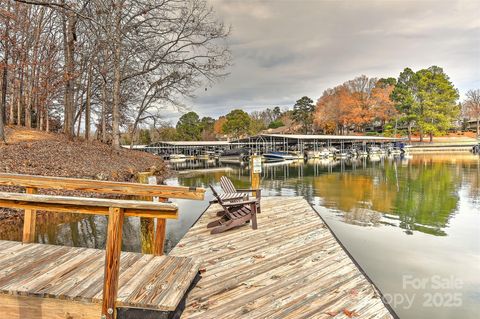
[174,0,480,122]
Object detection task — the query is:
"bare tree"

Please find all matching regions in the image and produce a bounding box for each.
[2,0,230,148]
[463,89,480,137]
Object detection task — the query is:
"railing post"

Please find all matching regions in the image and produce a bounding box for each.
[250,155,261,198]
[22,187,38,243]
[137,172,166,256]
[102,207,125,319]
[153,197,167,256]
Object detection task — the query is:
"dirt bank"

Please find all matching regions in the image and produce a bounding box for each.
[0,126,168,218]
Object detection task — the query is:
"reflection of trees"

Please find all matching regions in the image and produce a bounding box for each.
[1,156,475,248]
[255,157,465,237]
[461,160,480,206]
[392,162,460,236]
[312,172,397,213]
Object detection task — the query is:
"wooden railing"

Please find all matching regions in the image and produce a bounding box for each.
[0,173,205,319]
[0,172,205,253]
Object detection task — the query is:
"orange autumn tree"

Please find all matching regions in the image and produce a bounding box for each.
[344,75,377,131]
[371,83,397,130]
[213,116,227,135]
[314,75,396,134]
[315,85,350,134]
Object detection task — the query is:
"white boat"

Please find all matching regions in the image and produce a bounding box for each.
[368,146,382,155]
[307,151,321,158]
[388,147,402,155]
[169,154,186,163]
[169,154,186,160]
[334,150,349,159]
[347,148,357,157]
[263,152,296,161]
[357,150,368,157]
[288,151,305,159]
[327,147,338,157]
[197,154,210,160]
[319,148,331,158]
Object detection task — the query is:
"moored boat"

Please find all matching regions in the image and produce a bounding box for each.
[263,151,296,161]
[319,148,331,157]
[288,151,305,159]
[307,150,321,158]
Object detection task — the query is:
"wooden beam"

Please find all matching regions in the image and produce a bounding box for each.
[0,192,178,210]
[154,198,167,256]
[0,173,205,200]
[102,207,124,319]
[22,187,37,243]
[0,192,179,218]
[0,294,101,319]
[0,199,178,219]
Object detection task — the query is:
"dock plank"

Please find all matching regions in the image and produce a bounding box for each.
[170,196,395,319]
[0,240,199,314]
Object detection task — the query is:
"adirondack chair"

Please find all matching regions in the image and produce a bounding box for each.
[207,185,258,234]
[219,176,261,213]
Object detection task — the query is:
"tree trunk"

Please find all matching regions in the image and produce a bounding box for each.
[85,61,93,141]
[0,73,4,142]
[111,2,122,150]
[76,95,83,137]
[17,66,24,125]
[0,0,10,141]
[429,132,433,143]
[477,118,479,138]
[62,4,77,139]
[407,122,412,142]
[45,105,49,132]
[101,79,107,143]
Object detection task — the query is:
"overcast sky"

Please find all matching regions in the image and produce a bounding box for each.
[165,0,480,122]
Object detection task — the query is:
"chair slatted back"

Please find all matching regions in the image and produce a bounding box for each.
[209,185,228,210]
[220,176,237,193]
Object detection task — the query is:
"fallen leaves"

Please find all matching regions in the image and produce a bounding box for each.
[325,308,359,318]
[343,308,359,317]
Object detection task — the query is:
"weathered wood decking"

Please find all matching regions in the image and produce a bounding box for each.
[170,197,395,319]
[0,240,199,318]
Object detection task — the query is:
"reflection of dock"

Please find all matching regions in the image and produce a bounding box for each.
[170,197,395,318]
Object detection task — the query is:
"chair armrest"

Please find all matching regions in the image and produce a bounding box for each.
[236,188,262,192]
[222,200,258,207]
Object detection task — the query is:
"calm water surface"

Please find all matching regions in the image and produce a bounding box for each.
[1,154,479,318]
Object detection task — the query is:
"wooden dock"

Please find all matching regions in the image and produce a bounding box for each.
[0,240,199,318]
[170,196,395,319]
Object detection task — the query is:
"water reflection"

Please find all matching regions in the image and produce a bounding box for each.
[0,154,478,248]
[176,154,479,237]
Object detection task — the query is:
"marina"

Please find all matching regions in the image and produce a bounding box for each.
[145,134,405,162]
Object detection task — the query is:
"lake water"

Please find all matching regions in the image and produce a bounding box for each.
[0,154,478,318]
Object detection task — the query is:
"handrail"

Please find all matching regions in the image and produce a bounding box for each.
[0,173,205,200]
[0,192,178,218]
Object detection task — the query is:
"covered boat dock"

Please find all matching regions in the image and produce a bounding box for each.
[144,134,404,159]
[233,134,403,155]
[145,141,233,158]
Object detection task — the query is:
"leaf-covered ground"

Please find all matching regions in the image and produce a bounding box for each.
[0,126,168,219]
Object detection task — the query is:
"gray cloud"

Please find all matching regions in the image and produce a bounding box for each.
[170,0,480,122]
